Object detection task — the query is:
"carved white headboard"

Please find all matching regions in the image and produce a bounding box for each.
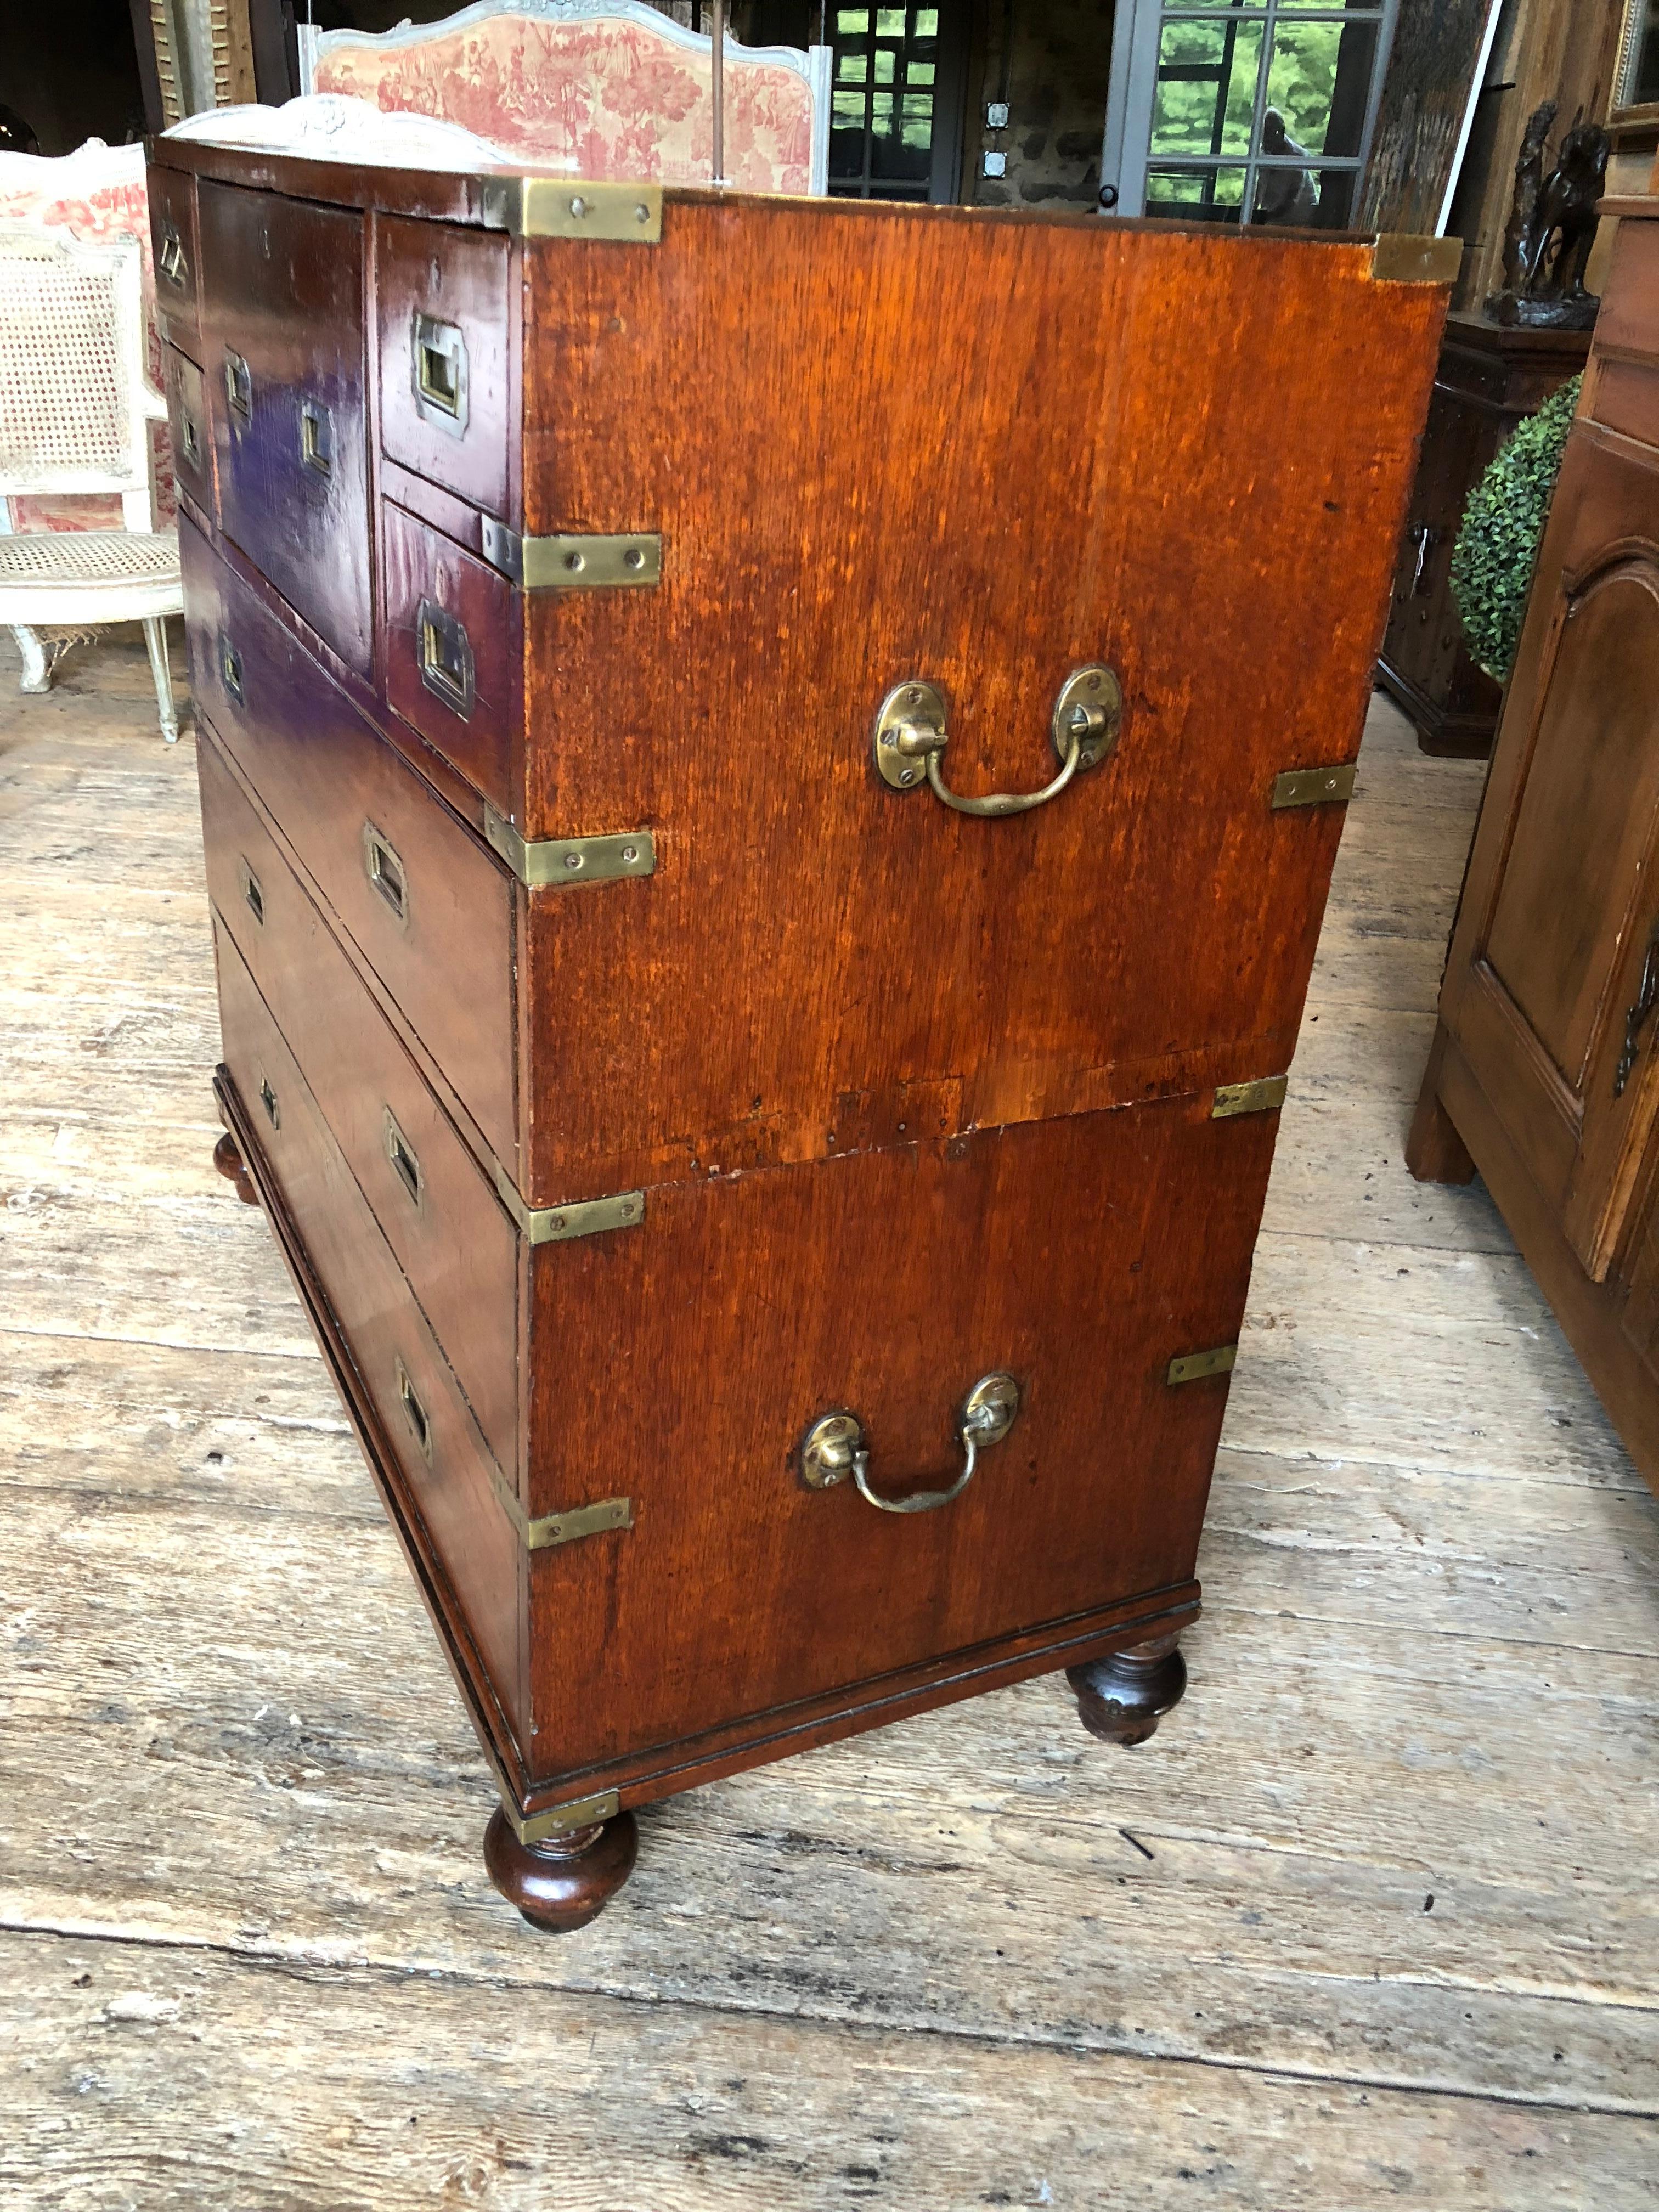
[297,0,832,198]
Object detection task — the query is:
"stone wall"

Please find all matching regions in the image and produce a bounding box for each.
[969,0,1116,209]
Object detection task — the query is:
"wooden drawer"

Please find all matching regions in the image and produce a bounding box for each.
[180,514,518,1183]
[163,343,213,518]
[200,729,522,1486]
[515,1090,1277,1779]
[213,917,526,1741]
[378,216,514,523]
[148,163,201,365]
[198,179,373,676]
[383,500,519,816]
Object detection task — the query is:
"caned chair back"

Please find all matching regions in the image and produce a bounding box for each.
[0,228,156,527]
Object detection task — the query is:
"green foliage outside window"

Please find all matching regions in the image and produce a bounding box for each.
[1449,377,1581,684]
[1151,20,1344,157]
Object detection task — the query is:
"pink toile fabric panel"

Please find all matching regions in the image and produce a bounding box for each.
[316,18,813,194]
[0,152,175,533]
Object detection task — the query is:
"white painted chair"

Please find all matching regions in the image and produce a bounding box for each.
[0,227,183,742]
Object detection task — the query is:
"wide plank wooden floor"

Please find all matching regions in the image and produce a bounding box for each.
[2,631,1656,2210]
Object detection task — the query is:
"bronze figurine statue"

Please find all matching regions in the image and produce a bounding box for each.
[1487,104,1610,331]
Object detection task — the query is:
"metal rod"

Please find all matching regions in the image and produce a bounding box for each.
[711,0,726,185]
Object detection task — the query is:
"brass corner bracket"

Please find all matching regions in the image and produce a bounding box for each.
[483,177,662,243]
[1370,234,1463,286]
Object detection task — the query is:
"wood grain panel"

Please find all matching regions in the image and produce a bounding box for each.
[382,499,520,815]
[376,216,514,522]
[147,160,202,365]
[197,179,373,675]
[521,1092,1277,1779]
[161,342,214,518]
[505,200,1446,1193]
[179,513,520,1184]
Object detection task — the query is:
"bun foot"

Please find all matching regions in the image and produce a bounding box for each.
[213,1130,258,1205]
[1067,1635,1188,1746]
[483,1805,638,1934]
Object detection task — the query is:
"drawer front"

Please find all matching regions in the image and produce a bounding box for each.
[148,162,201,363]
[198,179,373,675]
[163,343,213,517]
[520,1091,1278,1779]
[213,917,525,1738]
[180,513,518,1181]
[201,729,522,1485]
[1596,218,1659,369]
[383,500,517,815]
[377,217,512,523]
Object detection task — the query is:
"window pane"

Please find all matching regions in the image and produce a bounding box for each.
[1144,163,1247,224]
[908,60,935,83]
[1253,161,1357,228]
[876,5,906,30]
[1150,19,1263,157]
[836,9,869,31]
[915,7,938,30]
[838,51,868,81]
[874,48,895,82]
[1264,19,1378,159]
[870,87,933,178]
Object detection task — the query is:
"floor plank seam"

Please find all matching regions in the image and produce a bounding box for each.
[3,1919,1655,2123]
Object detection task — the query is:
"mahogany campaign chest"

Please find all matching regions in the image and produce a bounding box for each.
[152,133,1454,1931]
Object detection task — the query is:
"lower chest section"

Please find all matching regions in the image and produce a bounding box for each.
[206,744,1274,1793]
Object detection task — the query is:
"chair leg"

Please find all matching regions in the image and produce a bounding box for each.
[11,624,49,693]
[143,617,180,744]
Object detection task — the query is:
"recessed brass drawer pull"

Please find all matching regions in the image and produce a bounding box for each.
[299,395,334,478]
[223,347,251,424]
[219,636,244,703]
[799,1372,1020,1514]
[413,312,469,436]
[362,820,409,927]
[417,597,475,719]
[156,221,188,289]
[396,1356,433,1465]
[875,666,1121,816]
[237,855,264,927]
[257,1071,279,1130]
[382,1106,423,1209]
[180,412,201,467]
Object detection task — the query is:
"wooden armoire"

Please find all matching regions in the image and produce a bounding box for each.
[1410,179,1659,1496]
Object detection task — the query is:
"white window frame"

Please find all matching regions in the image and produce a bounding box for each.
[1101,0,1401,227]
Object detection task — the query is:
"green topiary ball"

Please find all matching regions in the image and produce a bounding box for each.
[1449,374,1581,684]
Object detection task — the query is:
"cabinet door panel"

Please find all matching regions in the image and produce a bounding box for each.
[1443,426,1659,1279]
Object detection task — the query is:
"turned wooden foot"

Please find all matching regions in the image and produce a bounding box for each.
[1067,1634,1188,1746]
[212,1130,259,1205]
[1406,1023,1475,1185]
[483,1806,638,1933]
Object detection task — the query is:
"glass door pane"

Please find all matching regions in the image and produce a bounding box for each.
[828,1,966,201]
[1104,0,1397,229]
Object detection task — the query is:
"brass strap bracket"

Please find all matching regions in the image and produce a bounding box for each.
[1212,1075,1289,1119]
[1272,764,1357,810]
[481,520,662,591]
[483,805,656,890]
[1167,1344,1238,1386]
[526,1496,634,1549]
[482,177,663,243]
[492,1164,646,1246]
